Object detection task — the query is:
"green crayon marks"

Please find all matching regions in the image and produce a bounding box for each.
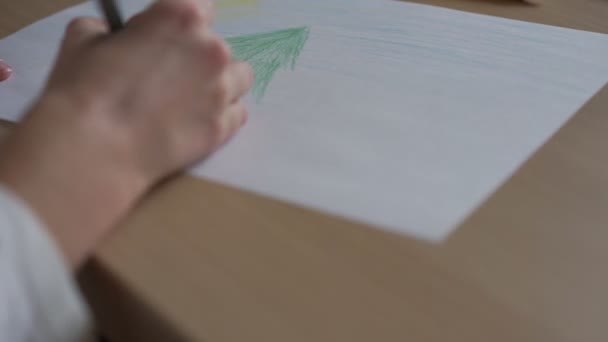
[227,26,310,101]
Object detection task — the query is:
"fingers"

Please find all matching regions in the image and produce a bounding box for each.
[215,102,249,145]
[62,17,108,52]
[128,0,215,33]
[191,32,233,75]
[0,59,12,82]
[204,62,251,148]
[124,0,220,72]
[222,62,254,104]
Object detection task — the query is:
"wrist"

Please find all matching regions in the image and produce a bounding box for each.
[0,92,151,268]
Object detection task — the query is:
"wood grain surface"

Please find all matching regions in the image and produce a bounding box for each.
[1,0,607,341]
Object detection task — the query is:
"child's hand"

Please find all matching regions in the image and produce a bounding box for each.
[0,0,253,267]
[47,0,252,181]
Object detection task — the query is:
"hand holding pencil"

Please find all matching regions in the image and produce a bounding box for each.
[0,0,253,266]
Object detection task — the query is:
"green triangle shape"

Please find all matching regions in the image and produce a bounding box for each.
[227,26,310,102]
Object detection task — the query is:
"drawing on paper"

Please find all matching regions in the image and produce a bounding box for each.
[227,26,310,101]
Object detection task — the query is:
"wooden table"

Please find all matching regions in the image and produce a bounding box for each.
[2,1,608,341]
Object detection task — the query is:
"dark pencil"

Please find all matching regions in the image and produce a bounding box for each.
[97,0,125,32]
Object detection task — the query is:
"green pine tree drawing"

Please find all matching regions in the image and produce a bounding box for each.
[226,26,310,102]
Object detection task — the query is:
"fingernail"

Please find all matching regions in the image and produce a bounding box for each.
[0,59,12,81]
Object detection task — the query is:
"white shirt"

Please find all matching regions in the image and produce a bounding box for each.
[0,186,95,341]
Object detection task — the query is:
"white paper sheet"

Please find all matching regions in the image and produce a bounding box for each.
[1,0,607,241]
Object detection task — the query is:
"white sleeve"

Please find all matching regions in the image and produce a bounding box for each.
[0,185,95,342]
